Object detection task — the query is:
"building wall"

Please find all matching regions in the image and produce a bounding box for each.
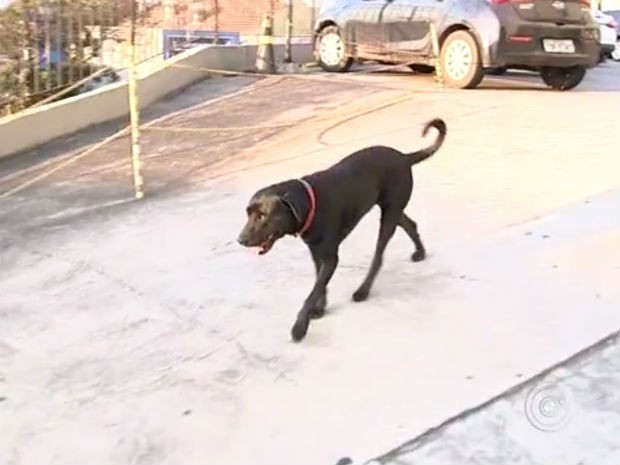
[143,0,320,37]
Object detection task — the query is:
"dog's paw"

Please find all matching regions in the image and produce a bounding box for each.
[291,317,310,342]
[352,287,369,302]
[411,249,426,262]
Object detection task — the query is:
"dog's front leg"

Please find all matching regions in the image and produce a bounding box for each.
[291,249,339,342]
[308,246,329,319]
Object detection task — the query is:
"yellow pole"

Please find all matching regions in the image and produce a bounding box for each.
[128,0,144,199]
[429,22,444,91]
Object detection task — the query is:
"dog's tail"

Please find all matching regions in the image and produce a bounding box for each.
[407,118,447,166]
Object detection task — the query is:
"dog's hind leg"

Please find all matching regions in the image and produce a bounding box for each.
[291,245,339,342]
[398,213,426,262]
[352,207,400,302]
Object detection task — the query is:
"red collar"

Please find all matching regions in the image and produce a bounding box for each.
[297,178,316,236]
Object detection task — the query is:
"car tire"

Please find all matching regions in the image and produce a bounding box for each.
[316,25,353,73]
[540,66,586,91]
[439,30,485,89]
[408,64,435,74]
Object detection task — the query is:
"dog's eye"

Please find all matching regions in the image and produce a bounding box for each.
[256,212,265,220]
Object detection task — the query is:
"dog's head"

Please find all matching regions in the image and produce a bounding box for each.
[237,189,298,255]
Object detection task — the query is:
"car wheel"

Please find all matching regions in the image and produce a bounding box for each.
[316,25,353,73]
[540,66,586,91]
[439,30,485,89]
[408,64,435,74]
[612,48,620,61]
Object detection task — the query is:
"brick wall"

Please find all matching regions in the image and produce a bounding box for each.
[141,0,319,37]
[213,0,277,35]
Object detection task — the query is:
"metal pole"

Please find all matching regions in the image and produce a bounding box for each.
[311,0,316,37]
[214,0,219,44]
[429,22,443,90]
[55,0,63,87]
[44,0,52,91]
[127,0,144,199]
[21,0,36,96]
[284,0,292,62]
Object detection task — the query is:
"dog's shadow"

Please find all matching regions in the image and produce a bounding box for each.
[322,257,453,316]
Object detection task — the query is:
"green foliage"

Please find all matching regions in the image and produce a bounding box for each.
[0,0,128,115]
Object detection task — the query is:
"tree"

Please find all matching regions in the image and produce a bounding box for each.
[0,0,131,115]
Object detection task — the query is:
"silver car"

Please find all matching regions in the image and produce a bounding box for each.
[313,0,601,90]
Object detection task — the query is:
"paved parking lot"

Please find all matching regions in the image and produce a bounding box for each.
[1,62,619,465]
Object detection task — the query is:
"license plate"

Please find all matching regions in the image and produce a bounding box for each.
[543,39,575,53]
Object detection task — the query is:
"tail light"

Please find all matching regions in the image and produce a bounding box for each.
[607,19,618,28]
[508,35,533,42]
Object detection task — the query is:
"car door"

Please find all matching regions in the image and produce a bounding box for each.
[342,0,392,57]
[382,0,450,56]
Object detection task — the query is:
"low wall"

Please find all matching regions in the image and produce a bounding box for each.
[0,43,313,160]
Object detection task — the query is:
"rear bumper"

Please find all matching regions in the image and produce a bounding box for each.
[497,47,600,67]
[493,23,600,69]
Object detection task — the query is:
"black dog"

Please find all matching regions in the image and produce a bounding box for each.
[237,118,447,342]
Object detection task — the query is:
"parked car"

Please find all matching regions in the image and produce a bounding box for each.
[313,0,601,91]
[602,9,620,38]
[592,9,618,61]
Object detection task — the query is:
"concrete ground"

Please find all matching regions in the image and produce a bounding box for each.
[373,331,620,465]
[1,62,619,465]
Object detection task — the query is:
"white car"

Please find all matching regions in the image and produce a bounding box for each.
[592,10,618,62]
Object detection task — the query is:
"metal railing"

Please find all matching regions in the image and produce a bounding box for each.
[0,0,135,114]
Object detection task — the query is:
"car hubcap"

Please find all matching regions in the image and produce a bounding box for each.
[444,39,473,82]
[612,48,620,61]
[319,32,345,67]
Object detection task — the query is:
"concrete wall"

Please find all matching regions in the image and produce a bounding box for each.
[0,42,313,160]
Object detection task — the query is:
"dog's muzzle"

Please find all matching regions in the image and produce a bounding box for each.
[237,229,277,255]
[237,232,251,246]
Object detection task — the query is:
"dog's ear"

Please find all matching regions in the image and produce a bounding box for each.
[279,192,303,226]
